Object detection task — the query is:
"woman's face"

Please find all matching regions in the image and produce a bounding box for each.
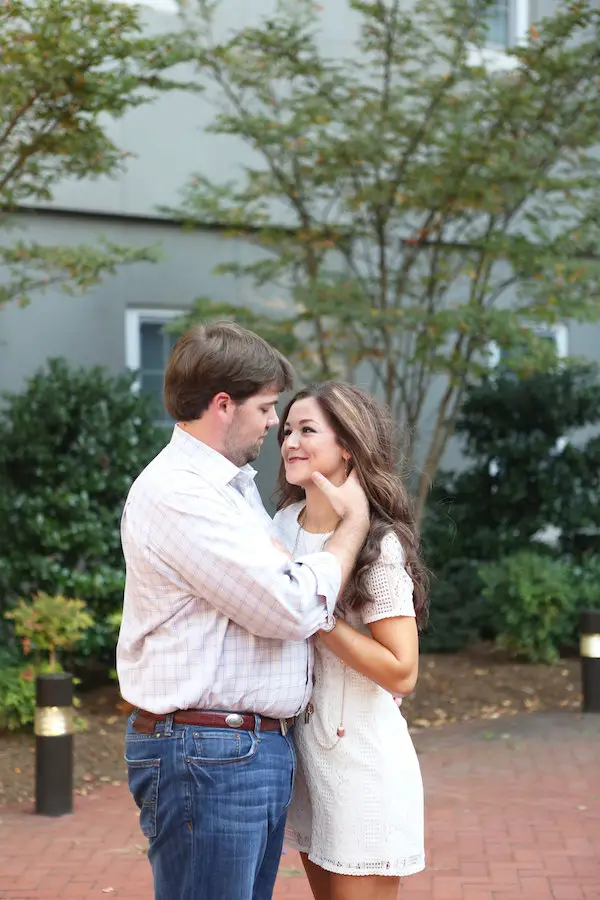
[281,397,348,488]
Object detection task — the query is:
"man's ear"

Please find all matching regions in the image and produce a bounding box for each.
[211,392,234,417]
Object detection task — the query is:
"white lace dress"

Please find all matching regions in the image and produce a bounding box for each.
[273,503,425,878]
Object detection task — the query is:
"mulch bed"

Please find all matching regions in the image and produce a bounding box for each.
[0,645,582,806]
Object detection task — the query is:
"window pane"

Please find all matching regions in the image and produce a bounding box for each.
[140,372,171,424]
[138,320,179,427]
[140,322,165,370]
[484,0,509,46]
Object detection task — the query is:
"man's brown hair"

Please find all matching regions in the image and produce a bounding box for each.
[163,321,295,421]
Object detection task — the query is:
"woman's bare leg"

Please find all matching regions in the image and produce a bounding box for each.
[330,873,401,900]
[300,852,331,900]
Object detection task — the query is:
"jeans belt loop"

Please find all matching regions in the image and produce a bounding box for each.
[163,712,174,736]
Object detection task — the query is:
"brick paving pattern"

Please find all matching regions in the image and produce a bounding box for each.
[0,711,598,900]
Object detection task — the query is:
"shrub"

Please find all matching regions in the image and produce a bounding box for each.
[422,364,600,653]
[6,592,94,671]
[420,559,492,653]
[478,552,575,664]
[0,359,164,665]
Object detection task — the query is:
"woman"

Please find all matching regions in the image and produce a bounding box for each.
[272,381,428,900]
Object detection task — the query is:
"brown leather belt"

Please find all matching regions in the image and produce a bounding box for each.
[133,709,295,735]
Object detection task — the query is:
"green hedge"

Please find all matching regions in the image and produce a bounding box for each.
[0,358,164,670]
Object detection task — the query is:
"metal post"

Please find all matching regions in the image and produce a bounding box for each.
[35,673,74,816]
[580,610,600,714]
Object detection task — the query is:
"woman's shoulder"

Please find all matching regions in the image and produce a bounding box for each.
[272,501,304,539]
[378,530,407,566]
[272,500,304,524]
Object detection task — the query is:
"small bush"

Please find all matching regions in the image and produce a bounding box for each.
[6,592,94,672]
[478,552,575,664]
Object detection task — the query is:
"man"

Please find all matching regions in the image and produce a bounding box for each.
[117,322,370,900]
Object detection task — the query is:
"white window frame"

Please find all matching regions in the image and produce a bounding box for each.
[467,0,530,72]
[125,308,184,393]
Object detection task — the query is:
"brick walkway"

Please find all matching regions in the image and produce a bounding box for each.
[0,711,598,900]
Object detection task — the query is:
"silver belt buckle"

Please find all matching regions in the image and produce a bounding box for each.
[280,718,288,736]
[225,713,244,729]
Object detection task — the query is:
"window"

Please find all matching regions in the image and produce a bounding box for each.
[125,310,183,427]
[487,323,568,370]
[469,0,529,70]
[484,0,511,47]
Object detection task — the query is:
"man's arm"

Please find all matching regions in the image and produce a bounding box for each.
[126,488,347,642]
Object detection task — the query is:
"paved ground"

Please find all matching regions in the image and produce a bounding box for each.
[0,711,598,900]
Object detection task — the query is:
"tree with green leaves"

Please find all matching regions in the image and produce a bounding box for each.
[167,0,600,521]
[0,0,190,309]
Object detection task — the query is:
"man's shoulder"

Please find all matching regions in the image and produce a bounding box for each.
[127,445,216,505]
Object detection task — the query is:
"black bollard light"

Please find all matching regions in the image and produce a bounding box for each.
[35,672,74,816]
[580,610,600,714]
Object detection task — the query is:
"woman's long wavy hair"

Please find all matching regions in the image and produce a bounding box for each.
[275,382,429,628]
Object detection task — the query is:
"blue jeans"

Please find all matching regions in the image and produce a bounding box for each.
[125,713,296,900]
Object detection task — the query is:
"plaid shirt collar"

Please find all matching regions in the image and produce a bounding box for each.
[169,425,257,489]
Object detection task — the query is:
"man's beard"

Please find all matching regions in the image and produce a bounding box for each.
[224,426,264,467]
[241,439,262,465]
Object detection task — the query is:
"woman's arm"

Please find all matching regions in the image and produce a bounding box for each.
[318,615,418,696]
[318,531,419,695]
